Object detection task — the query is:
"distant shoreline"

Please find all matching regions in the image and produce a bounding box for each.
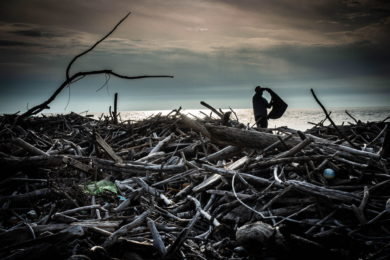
[52,105,390,115]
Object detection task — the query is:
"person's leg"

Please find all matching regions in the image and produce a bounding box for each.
[255,116,262,128]
[260,117,268,128]
[255,116,268,128]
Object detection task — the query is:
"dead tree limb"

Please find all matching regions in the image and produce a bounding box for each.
[66,12,131,80]
[310,89,358,148]
[113,92,118,124]
[17,12,173,121]
[200,101,224,119]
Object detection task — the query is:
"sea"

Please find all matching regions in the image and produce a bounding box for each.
[94,107,390,131]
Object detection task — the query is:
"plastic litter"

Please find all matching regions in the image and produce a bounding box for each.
[81,180,118,195]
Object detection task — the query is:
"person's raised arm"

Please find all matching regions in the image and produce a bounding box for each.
[267,99,273,108]
[264,88,273,108]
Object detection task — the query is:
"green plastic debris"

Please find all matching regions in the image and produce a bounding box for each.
[81,180,118,195]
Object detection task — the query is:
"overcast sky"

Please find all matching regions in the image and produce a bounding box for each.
[0,0,389,113]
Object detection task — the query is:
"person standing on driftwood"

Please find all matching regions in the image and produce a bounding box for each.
[252,86,288,128]
[252,86,272,128]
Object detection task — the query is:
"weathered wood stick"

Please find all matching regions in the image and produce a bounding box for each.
[149,134,173,155]
[136,151,165,162]
[135,178,173,205]
[147,218,167,256]
[13,138,49,156]
[95,133,123,163]
[274,138,312,159]
[88,226,113,236]
[274,203,315,226]
[174,183,194,198]
[345,110,359,124]
[103,210,150,248]
[152,169,197,187]
[113,92,118,124]
[305,210,336,235]
[70,221,121,230]
[248,155,328,169]
[206,189,253,199]
[286,180,361,203]
[261,186,292,210]
[187,195,220,227]
[368,124,387,146]
[200,101,224,119]
[326,143,380,160]
[1,154,186,173]
[200,145,241,162]
[53,213,79,223]
[310,88,358,148]
[55,204,106,216]
[194,156,249,192]
[167,212,200,256]
[203,164,279,187]
[94,158,186,174]
[333,156,369,168]
[0,188,51,202]
[262,134,293,153]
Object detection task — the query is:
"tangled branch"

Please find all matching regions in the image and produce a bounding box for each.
[18,12,173,121]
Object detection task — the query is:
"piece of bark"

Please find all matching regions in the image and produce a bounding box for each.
[95,132,123,163]
[62,156,94,174]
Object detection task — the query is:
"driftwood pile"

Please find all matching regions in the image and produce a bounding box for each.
[0,108,389,260]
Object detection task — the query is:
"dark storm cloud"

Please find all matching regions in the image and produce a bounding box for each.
[218,0,390,29]
[261,41,390,77]
[0,40,41,47]
[0,0,131,34]
[9,29,66,38]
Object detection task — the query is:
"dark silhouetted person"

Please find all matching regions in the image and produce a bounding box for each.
[253,86,288,128]
[252,86,272,128]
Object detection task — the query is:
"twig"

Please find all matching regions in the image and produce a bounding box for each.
[310,89,358,148]
[147,217,167,256]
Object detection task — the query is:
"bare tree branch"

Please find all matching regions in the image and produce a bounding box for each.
[17,12,173,121]
[310,88,358,148]
[65,12,131,79]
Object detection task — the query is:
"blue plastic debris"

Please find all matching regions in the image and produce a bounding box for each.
[323,168,335,179]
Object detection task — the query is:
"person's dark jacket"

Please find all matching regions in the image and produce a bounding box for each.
[252,92,271,118]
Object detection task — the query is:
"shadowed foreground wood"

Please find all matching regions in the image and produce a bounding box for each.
[0,106,389,260]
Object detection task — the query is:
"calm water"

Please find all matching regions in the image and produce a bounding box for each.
[94,107,390,131]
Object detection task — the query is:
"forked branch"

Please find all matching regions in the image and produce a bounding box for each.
[65,12,131,80]
[310,88,358,148]
[18,12,173,121]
